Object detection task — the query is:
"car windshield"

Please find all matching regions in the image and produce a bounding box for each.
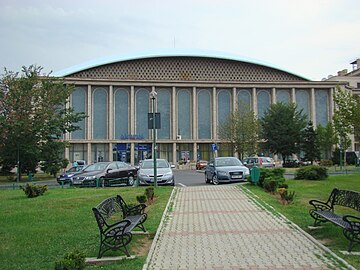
[84,163,109,172]
[67,167,78,173]
[215,158,242,167]
[141,160,169,169]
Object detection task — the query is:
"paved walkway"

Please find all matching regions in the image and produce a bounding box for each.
[145,185,353,270]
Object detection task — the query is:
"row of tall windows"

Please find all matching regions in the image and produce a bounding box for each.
[70,87,330,140]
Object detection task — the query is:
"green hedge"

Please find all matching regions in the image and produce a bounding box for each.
[294,165,328,180]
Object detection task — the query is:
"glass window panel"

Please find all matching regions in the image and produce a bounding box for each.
[91,143,109,163]
[71,86,86,139]
[296,90,309,119]
[238,90,251,110]
[198,89,211,139]
[217,90,231,125]
[257,90,270,119]
[114,88,129,138]
[93,87,108,139]
[177,89,191,139]
[136,88,150,139]
[316,89,329,126]
[157,88,171,139]
[276,90,290,104]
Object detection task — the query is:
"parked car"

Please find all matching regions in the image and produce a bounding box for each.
[138,159,175,186]
[196,160,208,170]
[57,165,85,185]
[205,157,250,185]
[243,157,275,168]
[72,161,137,187]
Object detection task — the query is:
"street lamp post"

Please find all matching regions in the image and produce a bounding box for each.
[150,90,158,188]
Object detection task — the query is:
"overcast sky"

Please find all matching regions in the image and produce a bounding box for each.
[0,0,359,80]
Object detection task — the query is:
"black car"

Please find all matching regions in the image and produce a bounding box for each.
[205,157,250,185]
[72,161,137,187]
[57,165,85,185]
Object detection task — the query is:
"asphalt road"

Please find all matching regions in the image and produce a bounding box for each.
[173,169,206,187]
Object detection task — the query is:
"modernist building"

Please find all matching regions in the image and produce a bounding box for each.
[54,49,341,165]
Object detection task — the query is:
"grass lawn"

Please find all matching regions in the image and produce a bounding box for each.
[243,174,360,269]
[0,186,173,270]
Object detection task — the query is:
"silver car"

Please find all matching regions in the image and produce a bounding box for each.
[138,159,175,186]
[205,157,250,185]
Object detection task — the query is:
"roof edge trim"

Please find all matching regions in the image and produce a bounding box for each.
[52,48,310,81]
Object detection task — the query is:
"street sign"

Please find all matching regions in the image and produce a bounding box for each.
[211,143,217,151]
[148,113,161,129]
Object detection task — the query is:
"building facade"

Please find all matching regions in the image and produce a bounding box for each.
[54,50,341,165]
[326,58,360,151]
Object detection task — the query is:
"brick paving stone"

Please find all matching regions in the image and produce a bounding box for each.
[146,186,353,270]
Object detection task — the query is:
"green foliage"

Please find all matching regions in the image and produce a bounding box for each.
[263,176,285,193]
[258,168,285,187]
[316,123,336,160]
[218,103,259,159]
[294,165,328,180]
[136,195,147,204]
[333,85,357,150]
[319,159,333,167]
[0,65,86,177]
[277,188,295,204]
[301,121,320,164]
[260,102,307,162]
[145,187,155,202]
[20,183,48,198]
[54,250,86,270]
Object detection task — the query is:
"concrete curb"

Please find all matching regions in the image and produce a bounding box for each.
[240,185,356,270]
[142,186,178,270]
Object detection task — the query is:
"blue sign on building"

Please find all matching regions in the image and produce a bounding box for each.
[211,143,217,151]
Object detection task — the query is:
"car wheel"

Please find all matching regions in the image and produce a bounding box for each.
[127,175,135,186]
[212,174,219,185]
[205,173,210,184]
[100,177,107,187]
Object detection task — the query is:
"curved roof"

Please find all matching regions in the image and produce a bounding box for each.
[52,48,309,80]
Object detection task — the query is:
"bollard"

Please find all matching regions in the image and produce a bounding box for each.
[135,175,139,187]
[96,178,99,188]
[61,181,64,189]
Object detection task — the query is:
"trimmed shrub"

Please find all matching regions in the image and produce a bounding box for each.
[294,165,328,180]
[258,168,285,187]
[145,187,155,202]
[263,176,285,193]
[55,250,86,270]
[20,183,48,198]
[136,195,147,204]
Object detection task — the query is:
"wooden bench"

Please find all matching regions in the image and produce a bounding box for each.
[309,188,360,252]
[92,195,147,258]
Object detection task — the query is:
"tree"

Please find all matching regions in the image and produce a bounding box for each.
[333,85,357,164]
[218,103,259,160]
[260,102,307,163]
[301,121,320,164]
[316,123,336,160]
[0,65,85,179]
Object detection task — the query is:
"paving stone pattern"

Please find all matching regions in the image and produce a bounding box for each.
[146,185,351,270]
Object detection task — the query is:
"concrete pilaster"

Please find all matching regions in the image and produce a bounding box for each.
[311,88,316,126]
[252,88,257,116]
[272,87,276,104]
[291,88,296,103]
[192,87,197,140]
[212,87,217,140]
[87,85,92,140]
[108,86,113,140]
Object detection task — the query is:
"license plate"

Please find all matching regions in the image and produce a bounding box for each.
[231,175,242,179]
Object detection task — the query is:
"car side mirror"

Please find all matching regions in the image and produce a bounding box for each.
[170,164,175,169]
[106,169,112,174]
[243,161,247,165]
[209,163,214,167]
